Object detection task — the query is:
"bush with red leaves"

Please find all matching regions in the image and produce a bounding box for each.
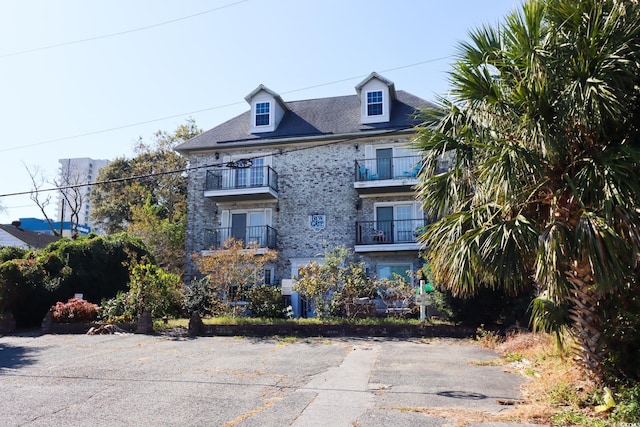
[51,298,100,323]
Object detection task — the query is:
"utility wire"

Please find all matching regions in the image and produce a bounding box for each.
[0,57,449,154]
[0,1,248,59]
[0,101,245,153]
[0,128,409,198]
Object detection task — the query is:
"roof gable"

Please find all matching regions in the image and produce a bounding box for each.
[244,84,287,109]
[355,71,397,100]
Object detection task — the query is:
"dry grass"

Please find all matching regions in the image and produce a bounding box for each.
[474,330,614,426]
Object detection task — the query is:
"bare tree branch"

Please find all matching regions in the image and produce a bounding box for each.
[24,163,59,236]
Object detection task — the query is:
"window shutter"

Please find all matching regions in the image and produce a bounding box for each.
[264,208,273,226]
[364,145,374,160]
[364,145,374,174]
[221,210,230,228]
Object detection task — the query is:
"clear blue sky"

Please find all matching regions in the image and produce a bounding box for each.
[0,0,521,225]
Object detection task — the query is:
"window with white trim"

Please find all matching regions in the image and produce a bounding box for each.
[222,208,272,247]
[255,102,270,126]
[366,91,383,116]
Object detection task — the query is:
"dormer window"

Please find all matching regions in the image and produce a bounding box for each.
[245,85,287,134]
[255,102,270,126]
[356,72,396,124]
[367,91,383,116]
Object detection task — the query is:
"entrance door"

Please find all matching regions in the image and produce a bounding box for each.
[376,148,393,180]
[231,213,247,243]
[376,206,393,243]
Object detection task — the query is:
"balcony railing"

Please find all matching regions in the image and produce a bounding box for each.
[206,166,278,192]
[204,225,277,250]
[355,219,426,245]
[355,155,422,182]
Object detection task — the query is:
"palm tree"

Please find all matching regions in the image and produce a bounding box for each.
[415,0,640,380]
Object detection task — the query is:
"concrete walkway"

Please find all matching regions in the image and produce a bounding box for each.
[292,344,378,426]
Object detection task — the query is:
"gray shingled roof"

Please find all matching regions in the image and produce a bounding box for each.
[176,90,430,152]
[0,224,60,249]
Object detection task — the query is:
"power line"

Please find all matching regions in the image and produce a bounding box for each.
[0,1,248,59]
[0,101,245,153]
[0,128,409,199]
[0,57,449,154]
[280,57,450,97]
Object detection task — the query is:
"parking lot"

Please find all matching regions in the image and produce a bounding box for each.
[0,333,539,426]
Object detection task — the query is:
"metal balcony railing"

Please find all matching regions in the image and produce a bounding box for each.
[354,155,422,182]
[205,166,278,192]
[204,225,277,250]
[355,219,426,245]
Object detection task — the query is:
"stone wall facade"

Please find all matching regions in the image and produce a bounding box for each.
[183,134,423,285]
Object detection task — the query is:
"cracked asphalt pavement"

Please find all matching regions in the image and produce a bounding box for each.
[0,333,543,426]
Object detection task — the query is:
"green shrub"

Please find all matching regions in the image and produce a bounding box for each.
[0,257,50,327]
[128,263,183,318]
[0,246,28,263]
[444,287,534,327]
[100,291,136,323]
[600,279,640,381]
[183,277,214,317]
[612,384,640,423]
[0,233,153,327]
[247,284,285,318]
[51,298,100,323]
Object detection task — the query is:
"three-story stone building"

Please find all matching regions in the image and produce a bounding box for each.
[176,72,436,316]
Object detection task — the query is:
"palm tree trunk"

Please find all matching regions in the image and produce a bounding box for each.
[565,259,603,380]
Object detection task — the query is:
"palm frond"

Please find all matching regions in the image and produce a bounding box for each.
[530,291,570,349]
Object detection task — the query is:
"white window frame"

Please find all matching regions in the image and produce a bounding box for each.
[254,101,271,127]
[221,207,273,247]
[366,90,384,117]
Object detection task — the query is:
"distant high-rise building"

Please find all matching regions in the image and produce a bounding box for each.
[57,158,110,235]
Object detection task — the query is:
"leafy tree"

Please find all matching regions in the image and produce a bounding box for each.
[415,0,640,381]
[192,238,277,316]
[90,119,201,274]
[295,246,351,318]
[295,246,379,318]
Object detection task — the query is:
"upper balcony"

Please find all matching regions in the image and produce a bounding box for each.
[354,218,425,252]
[205,166,278,201]
[353,155,421,194]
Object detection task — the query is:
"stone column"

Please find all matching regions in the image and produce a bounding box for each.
[136,311,153,334]
[41,310,53,334]
[188,312,204,336]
